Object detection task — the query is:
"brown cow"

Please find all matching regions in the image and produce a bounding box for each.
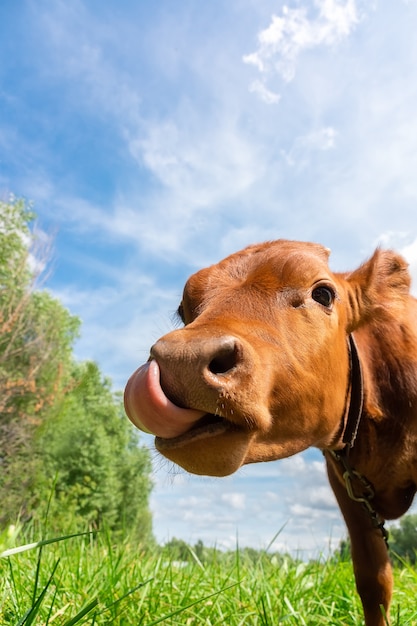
[124,240,417,626]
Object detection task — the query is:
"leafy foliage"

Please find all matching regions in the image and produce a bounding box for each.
[389,514,417,564]
[0,197,153,541]
[39,362,152,537]
[0,199,77,456]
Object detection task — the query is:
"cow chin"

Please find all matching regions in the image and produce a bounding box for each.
[155,427,256,477]
[155,422,319,476]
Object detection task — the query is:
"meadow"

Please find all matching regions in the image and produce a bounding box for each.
[1,526,417,625]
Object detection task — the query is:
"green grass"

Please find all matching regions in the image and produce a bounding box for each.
[1,528,417,625]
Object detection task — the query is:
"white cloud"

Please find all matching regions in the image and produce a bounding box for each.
[276,455,325,479]
[401,238,417,295]
[243,0,360,85]
[307,485,337,509]
[249,79,281,104]
[51,264,182,390]
[401,238,417,267]
[289,502,319,518]
[20,0,416,277]
[221,492,247,510]
[149,449,345,556]
[133,116,267,209]
[282,126,337,167]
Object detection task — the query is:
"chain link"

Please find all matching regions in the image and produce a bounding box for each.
[328,450,389,547]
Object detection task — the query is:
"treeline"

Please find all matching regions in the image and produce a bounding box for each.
[167,518,417,567]
[162,537,297,567]
[0,198,152,541]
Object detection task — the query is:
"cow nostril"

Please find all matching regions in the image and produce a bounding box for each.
[208,343,238,375]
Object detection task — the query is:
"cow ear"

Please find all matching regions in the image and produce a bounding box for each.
[345,248,411,331]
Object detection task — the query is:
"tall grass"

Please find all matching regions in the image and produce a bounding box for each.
[1,526,417,625]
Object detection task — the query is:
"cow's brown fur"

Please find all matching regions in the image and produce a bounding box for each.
[125,240,417,625]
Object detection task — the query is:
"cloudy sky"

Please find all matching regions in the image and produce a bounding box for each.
[1,0,417,557]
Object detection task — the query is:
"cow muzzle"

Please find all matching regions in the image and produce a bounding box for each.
[123,328,261,474]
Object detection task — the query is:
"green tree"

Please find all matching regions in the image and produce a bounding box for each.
[194,539,205,561]
[333,537,351,563]
[164,538,192,561]
[0,197,153,542]
[0,198,79,523]
[38,361,153,539]
[0,199,78,420]
[389,514,417,564]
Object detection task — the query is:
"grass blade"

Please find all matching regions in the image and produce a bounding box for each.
[264,523,288,553]
[145,583,239,626]
[97,579,153,616]
[0,532,95,558]
[62,598,99,626]
[16,559,60,626]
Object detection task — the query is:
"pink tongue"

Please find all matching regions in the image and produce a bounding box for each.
[124,361,205,439]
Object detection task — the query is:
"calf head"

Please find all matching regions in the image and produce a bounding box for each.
[124,240,410,476]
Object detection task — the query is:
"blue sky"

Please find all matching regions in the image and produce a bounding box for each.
[1,0,417,556]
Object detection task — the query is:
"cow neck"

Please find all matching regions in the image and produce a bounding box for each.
[327,339,389,546]
[341,334,364,451]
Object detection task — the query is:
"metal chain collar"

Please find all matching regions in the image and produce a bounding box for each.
[328,449,389,547]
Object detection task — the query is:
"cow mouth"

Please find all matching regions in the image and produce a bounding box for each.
[155,413,233,449]
[124,360,242,444]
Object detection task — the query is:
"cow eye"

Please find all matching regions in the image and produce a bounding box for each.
[312,286,335,308]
